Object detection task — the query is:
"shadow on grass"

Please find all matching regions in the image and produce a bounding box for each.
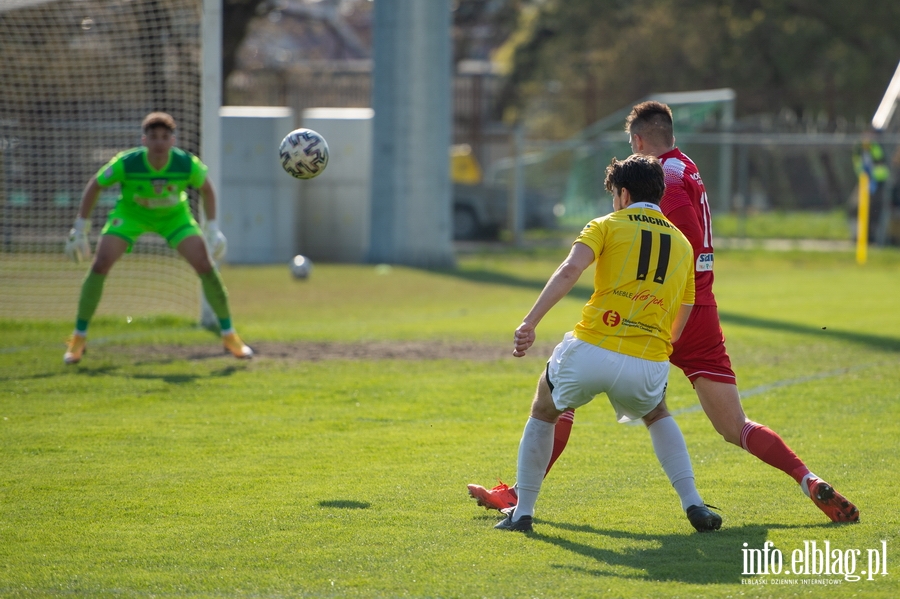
[0,364,118,383]
[0,364,122,382]
[433,267,900,352]
[2,364,243,386]
[716,312,900,353]
[128,367,242,384]
[531,519,822,585]
[318,500,371,509]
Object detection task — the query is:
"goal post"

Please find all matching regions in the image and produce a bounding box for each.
[200,0,223,330]
[0,0,208,322]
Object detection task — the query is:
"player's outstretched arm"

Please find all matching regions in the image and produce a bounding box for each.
[513,242,594,357]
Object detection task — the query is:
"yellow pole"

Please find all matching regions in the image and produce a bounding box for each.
[856,172,869,265]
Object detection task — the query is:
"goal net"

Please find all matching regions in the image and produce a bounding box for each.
[0,0,204,321]
[486,89,736,227]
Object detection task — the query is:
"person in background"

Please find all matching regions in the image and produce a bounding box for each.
[851,127,890,244]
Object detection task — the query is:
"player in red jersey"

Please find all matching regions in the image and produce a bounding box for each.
[468,101,859,524]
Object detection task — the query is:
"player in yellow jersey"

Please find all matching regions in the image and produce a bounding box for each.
[489,155,721,533]
[62,112,252,363]
[472,101,858,524]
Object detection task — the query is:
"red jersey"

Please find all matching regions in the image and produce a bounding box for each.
[657,147,716,306]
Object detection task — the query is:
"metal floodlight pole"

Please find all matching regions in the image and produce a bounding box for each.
[872,59,900,130]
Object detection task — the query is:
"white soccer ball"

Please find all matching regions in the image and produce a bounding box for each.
[279,128,329,179]
[290,255,313,279]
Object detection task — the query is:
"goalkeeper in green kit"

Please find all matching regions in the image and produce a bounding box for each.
[63,112,252,364]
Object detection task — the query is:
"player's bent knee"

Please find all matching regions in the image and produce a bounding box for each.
[185,250,214,274]
[530,387,562,423]
[90,259,116,275]
[641,403,671,427]
[530,406,562,423]
[192,261,214,275]
[530,395,562,423]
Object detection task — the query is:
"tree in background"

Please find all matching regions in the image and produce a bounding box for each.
[495,0,900,137]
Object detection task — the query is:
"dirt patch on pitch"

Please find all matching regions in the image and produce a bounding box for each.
[110,340,555,362]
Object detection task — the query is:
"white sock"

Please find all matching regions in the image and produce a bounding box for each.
[800,472,818,498]
[648,416,703,511]
[512,417,555,521]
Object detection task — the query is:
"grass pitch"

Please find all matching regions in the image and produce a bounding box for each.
[1,247,899,598]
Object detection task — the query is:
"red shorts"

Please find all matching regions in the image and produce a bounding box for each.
[670,304,736,385]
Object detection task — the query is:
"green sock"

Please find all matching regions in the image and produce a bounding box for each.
[199,269,232,325]
[75,271,107,334]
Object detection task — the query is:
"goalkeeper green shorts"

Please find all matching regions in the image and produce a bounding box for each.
[101,201,203,252]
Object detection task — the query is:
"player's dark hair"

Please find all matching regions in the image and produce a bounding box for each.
[142,112,176,134]
[604,154,665,204]
[625,101,674,148]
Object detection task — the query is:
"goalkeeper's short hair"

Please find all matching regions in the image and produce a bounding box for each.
[142,112,176,134]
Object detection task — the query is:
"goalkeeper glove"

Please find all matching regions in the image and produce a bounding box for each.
[64,217,91,263]
[204,220,227,262]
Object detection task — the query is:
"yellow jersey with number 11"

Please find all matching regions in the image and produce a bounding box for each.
[572,202,695,362]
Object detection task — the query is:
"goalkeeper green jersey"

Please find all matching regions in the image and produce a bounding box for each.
[572,202,695,362]
[95,147,208,211]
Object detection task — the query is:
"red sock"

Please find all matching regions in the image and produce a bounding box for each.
[545,410,575,477]
[740,421,810,483]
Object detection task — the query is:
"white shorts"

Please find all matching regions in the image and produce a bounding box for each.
[546,332,669,423]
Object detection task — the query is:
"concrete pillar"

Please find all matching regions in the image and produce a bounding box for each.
[368,0,455,267]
